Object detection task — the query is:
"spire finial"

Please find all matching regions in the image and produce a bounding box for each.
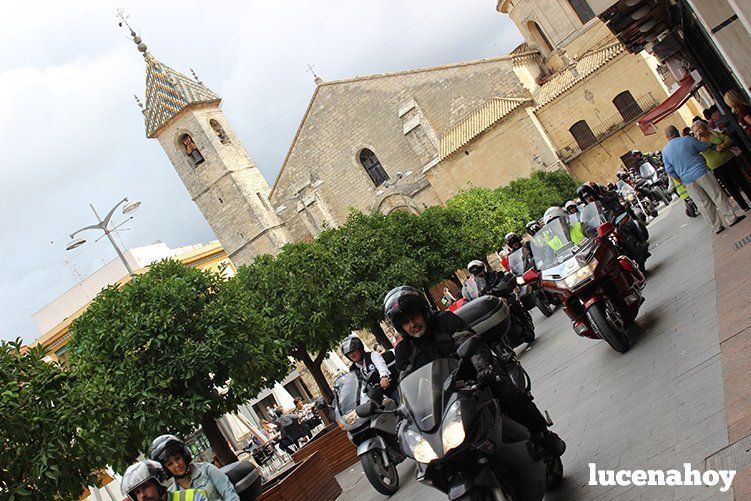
[307,63,323,85]
[117,9,148,57]
[190,68,204,86]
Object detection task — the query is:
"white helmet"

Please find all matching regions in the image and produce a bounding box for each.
[121,460,165,500]
[543,206,568,225]
[564,200,578,211]
[467,260,486,275]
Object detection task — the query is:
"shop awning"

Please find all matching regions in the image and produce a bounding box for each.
[638,74,701,135]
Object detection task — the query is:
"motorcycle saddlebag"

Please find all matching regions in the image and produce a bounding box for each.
[454,295,510,335]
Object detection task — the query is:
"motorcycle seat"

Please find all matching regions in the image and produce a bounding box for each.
[454,295,510,335]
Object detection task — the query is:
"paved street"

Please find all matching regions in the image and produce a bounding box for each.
[338,201,734,500]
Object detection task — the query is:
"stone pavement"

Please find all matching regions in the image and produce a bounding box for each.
[705,209,751,499]
[337,201,742,500]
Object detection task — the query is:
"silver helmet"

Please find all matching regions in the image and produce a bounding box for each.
[121,460,165,500]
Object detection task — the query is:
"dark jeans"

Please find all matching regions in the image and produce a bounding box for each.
[713,158,751,210]
[490,370,548,434]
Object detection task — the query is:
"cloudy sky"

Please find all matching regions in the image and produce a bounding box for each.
[0,1,523,343]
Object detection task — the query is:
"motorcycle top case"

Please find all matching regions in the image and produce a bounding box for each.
[219,460,260,493]
[454,295,510,335]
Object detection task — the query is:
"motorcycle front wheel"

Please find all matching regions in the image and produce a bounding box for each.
[361,450,399,495]
[533,290,555,317]
[586,300,630,353]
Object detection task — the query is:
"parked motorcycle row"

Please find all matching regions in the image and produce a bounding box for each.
[327,167,674,500]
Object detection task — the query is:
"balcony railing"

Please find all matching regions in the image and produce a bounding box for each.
[556,93,658,163]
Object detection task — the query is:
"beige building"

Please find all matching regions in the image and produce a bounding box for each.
[268,0,692,241]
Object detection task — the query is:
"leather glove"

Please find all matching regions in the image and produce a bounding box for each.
[477,367,497,385]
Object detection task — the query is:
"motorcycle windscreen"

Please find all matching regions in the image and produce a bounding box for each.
[399,358,459,433]
[580,202,608,238]
[507,247,531,276]
[333,372,365,414]
[530,218,578,270]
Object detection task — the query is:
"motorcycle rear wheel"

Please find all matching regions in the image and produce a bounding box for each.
[361,450,399,495]
[586,301,630,353]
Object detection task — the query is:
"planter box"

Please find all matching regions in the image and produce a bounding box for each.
[292,423,359,476]
[257,451,341,501]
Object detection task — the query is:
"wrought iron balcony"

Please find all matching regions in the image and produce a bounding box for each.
[556,93,658,163]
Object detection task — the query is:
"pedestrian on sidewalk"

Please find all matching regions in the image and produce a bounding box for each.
[724,90,751,137]
[692,121,751,211]
[662,125,744,234]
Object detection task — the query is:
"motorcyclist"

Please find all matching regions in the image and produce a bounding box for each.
[542,206,585,246]
[121,460,209,501]
[576,183,649,270]
[149,435,239,501]
[387,285,565,456]
[525,220,542,237]
[564,200,579,215]
[341,335,398,403]
[504,232,527,253]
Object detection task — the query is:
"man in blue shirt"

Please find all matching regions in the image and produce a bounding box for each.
[662,125,744,233]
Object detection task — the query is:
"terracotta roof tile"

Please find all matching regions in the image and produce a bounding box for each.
[439,97,531,159]
[534,43,624,108]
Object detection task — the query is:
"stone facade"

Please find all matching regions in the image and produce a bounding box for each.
[143,60,290,265]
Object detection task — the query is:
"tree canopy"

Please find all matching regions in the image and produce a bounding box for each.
[67,259,289,467]
[0,340,113,500]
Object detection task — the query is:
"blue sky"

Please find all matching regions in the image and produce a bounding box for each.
[0,0,523,343]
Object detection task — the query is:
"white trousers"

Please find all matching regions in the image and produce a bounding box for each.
[685,172,739,231]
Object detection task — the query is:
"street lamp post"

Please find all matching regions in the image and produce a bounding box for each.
[276,178,325,235]
[66,197,141,278]
[376,171,417,214]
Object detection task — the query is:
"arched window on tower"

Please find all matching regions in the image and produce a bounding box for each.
[568,0,594,24]
[179,133,205,166]
[209,119,229,144]
[569,120,597,150]
[612,91,642,122]
[359,149,390,186]
[527,21,554,55]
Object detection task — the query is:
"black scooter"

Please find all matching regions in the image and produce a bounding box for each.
[358,331,562,500]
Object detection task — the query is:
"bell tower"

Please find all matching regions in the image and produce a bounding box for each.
[128,28,290,265]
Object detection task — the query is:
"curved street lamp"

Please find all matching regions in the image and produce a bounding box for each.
[376,171,417,214]
[66,197,141,277]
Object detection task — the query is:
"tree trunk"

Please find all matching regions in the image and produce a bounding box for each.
[371,322,393,350]
[297,348,335,423]
[201,412,238,466]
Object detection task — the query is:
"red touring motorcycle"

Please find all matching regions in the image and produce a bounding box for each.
[523,202,645,353]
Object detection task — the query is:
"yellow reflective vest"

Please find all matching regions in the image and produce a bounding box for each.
[169,489,209,501]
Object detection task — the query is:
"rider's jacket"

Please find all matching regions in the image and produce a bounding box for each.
[349,351,390,381]
[169,490,209,501]
[169,462,239,501]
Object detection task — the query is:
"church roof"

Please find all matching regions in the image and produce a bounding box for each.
[143,54,221,138]
[439,97,532,159]
[534,42,625,108]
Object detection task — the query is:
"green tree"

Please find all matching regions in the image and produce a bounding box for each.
[0,340,112,500]
[236,242,354,403]
[68,260,288,467]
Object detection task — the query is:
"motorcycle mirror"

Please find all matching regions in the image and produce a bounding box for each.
[597,221,615,237]
[355,401,378,418]
[521,269,540,284]
[457,337,482,361]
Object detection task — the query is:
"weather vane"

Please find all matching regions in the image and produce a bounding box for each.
[117,9,148,56]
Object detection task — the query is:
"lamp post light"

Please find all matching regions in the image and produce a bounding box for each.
[276,177,325,235]
[376,171,417,214]
[66,197,141,278]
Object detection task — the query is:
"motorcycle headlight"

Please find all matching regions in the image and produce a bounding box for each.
[562,259,598,288]
[403,427,438,464]
[515,276,525,285]
[442,400,465,453]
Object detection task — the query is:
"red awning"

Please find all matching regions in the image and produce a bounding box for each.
[638,74,701,135]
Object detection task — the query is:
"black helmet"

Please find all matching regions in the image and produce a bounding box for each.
[148,435,191,478]
[525,220,541,236]
[340,336,364,358]
[383,286,432,337]
[504,232,522,249]
[576,183,597,201]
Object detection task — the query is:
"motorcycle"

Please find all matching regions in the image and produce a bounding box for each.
[638,162,673,206]
[524,202,646,353]
[484,274,536,347]
[617,179,657,222]
[508,246,558,317]
[358,333,562,500]
[331,369,405,495]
